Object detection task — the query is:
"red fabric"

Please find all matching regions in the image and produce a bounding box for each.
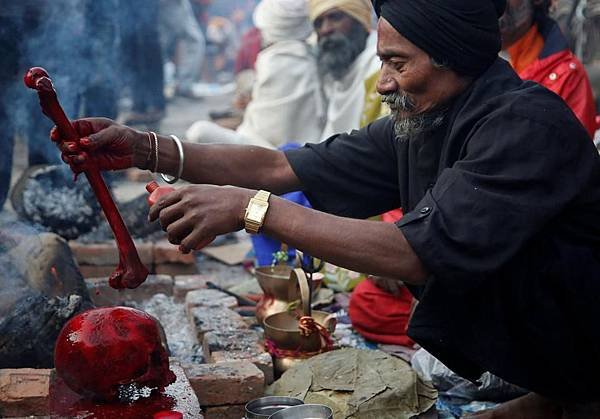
[382,208,403,223]
[349,278,415,346]
[519,50,597,138]
[235,27,262,74]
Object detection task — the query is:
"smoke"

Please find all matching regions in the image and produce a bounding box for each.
[0,220,46,317]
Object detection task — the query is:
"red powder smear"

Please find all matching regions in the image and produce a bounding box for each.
[54,307,176,402]
[50,374,178,419]
[154,410,184,419]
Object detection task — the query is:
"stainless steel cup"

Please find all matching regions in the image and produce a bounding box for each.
[267,404,333,419]
[245,396,304,419]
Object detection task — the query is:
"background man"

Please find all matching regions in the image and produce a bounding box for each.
[309,0,385,139]
[500,0,597,137]
[55,0,600,416]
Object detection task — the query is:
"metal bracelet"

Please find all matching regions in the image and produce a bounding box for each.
[150,131,159,173]
[160,134,184,184]
[145,132,153,170]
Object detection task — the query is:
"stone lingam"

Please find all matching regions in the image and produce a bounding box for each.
[48,306,203,418]
[54,307,176,402]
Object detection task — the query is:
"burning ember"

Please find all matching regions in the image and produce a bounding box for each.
[54,307,176,402]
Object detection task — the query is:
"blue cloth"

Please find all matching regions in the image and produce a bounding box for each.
[251,143,312,267]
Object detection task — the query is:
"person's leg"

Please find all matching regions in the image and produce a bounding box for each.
[136,0,165,116]
[174,0,205,95]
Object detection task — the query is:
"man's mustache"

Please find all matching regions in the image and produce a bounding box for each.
[381,91,417,113]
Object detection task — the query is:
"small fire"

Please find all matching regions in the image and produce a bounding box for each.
[51,265,58,280]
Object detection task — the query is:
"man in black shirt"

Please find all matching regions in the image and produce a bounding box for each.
[55,0,600,416]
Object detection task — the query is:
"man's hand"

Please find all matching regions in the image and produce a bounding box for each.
[50,117,147,173]
[148,185,253,253]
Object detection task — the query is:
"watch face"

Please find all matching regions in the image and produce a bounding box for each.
[248,201,268,221]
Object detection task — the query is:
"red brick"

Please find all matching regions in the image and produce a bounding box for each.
[203,404,246,419]
[173,275,212,301]
[189,307,248,342]
[69,241,153,266]
[184,362,264,406]
[202,329,273,384]
[0,369,51,417]
[155,263,198,276]
[154,240,197,264]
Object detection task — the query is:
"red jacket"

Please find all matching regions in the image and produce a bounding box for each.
[518,18,597,138]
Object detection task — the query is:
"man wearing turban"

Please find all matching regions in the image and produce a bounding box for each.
[55,0,600,416]
[500,0,597,138]
[308,0,386,139]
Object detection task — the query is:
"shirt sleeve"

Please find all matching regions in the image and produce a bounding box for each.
[284,117,401,218]
[398,109,598,280]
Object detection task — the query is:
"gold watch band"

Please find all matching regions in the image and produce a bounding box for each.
[244,190,271,234]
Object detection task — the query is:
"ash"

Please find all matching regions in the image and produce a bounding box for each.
[117,382,155,402]
[133,294,204,364]
[20,165,101,239]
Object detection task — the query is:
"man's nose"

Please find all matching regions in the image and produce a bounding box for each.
[376,72,398,95]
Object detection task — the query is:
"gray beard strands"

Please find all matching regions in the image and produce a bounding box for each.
[381,92,447,141]
[317,23,368,80]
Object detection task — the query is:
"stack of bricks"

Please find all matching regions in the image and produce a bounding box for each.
[3,271,275,418]
[84,275,275,418]
[183,288,274,418]
[69,239,198,279]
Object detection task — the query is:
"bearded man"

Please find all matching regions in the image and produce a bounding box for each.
[308,0,385,139]
[56,0,600,416]
[500,0,597,137]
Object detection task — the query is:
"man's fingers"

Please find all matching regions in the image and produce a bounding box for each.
[180,228,215,254]
[165,218,194,246]
[157,202,186,231]
[148,191,183,222]
[72,117,113,138]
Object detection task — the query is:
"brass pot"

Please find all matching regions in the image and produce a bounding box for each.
[255,265,293,325]
[255,265,322,325]
[263,269,336,354]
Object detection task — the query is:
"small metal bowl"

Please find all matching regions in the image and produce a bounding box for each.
[267,404,333,419]
[245,396,304,419]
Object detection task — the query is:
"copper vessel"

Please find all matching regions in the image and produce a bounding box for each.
[263,269,336,354]
[255,265,322,325]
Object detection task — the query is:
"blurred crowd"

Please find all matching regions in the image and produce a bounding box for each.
[1,0,599,207]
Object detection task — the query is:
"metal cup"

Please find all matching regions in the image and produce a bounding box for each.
[245,396,304,419]
[267,404,333,419]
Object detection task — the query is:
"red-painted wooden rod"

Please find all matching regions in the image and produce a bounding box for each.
[24,67,148,289]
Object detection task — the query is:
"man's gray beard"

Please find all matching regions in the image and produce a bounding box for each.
[317,22,369,80]
[381,92,447,142]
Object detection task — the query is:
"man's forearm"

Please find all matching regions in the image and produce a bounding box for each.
[142,134,302,194]
[262,195,428,285]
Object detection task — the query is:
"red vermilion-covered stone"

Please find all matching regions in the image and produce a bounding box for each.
[54,307,176,402]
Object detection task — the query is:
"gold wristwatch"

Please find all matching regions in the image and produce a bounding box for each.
[244,190,271,234]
